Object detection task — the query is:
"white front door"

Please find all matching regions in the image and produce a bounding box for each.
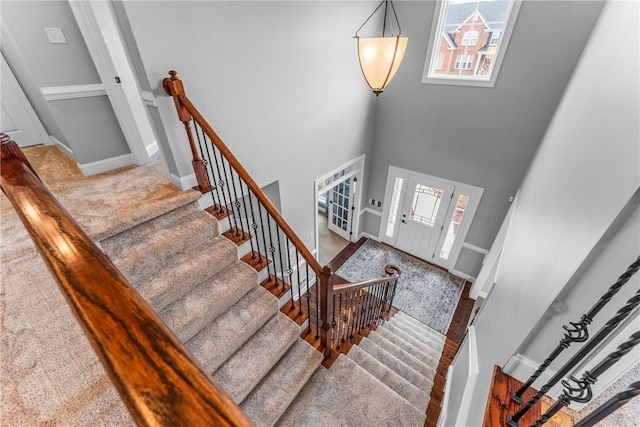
[328,177,353,241]
[395,174,454,260]
[1,54,50,147]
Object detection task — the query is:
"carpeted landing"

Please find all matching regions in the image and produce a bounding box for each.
[2,158,446,426]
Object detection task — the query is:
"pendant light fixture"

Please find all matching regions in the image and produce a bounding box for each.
[355,0,408,96]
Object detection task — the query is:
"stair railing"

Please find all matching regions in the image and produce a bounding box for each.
[491,255,640,427]
[330,265,401,353]
[163,70,396,358]
[0,136,252,426]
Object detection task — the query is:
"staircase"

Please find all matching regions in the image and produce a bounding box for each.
[92,165,445,426]
[3,160,443,426]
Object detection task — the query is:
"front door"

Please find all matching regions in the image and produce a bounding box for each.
[328,177,352,241]
[395,175,454,260]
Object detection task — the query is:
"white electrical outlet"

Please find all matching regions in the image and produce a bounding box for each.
[44,27,67,44]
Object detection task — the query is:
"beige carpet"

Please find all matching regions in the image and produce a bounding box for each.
[1,146,194,424]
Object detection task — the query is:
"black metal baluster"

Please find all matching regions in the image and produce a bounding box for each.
[275,227,286,293]
[574,381,640,427]
[224,167,245,240]
[237,180,255,254]
[514,256,640,402]
[210,142,232,217]
[264,213,277,286]
[338,293,344,348]
[256,203,272,280]
[285,237,294,310]
[357,289,366,333]
[349,290,357,340]
[246,191,262,263]
[315,271,321,339]
[296,250,304,315]
[509,288,640,426]
[533,331,640,427]
[331,290,336,347]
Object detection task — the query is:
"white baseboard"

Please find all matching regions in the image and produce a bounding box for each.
[358,232,380,242]
[170,172,196,191]
[145,140,159,157]
[77,153,134,176]
[449,268,476,283]
[503,353,560,395]
[49,136,74,157]
[360,207,382,217]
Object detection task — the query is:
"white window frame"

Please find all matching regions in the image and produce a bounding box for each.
[461,30,479,46]
[422,0,522,88]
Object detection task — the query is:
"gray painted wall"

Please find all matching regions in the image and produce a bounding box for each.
[1,0,130,165]
[122,1,378,250]
[366,1,605,262]
[446,1,639,422]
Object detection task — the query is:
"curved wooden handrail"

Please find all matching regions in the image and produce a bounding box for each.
[163,71,323,278]
[0,138,253,426]
[333,265,401,294]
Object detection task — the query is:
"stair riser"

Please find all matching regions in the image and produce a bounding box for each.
[390,316,445,345]
[382,323,444,357]
[376,327,441,368]
[368,332,436,379]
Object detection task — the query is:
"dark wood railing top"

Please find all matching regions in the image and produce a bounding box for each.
[333,265,401,294]
[0,138,253,426]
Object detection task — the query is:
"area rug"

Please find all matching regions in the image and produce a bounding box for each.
[336,240,465,334]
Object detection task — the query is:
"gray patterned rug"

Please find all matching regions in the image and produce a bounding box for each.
[336,240,465,334]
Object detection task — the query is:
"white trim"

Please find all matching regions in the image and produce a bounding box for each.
[503,353,559,394]
[461,242,489,256]
[77,153,134,176]
[358,232,380,242]
[140,91,157,107]
[437,365,454,427]
[40,84,106,101]
[49,136,74,157]
[449,268,476,283]
[170,172,197,191]
[477,291,488,300]
[361,207,382,217]
[145,140,159,157]
[453,326,480,427]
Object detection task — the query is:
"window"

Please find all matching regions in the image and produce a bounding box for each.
[461,30,478,46]
[440,195,469,260]
[422,0,521,87]
[408,185,443,227]
[385,177,404,238]
[455,54,474,69]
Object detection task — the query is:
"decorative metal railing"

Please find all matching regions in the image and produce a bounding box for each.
[329,265,401,353]
[505,256,640,426]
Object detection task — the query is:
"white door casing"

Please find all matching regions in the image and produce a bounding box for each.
[328,177,353,241]
[1,53,51,147]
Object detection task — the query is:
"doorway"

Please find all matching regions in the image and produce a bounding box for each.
[315,156,365,266]
[380,166,483,270]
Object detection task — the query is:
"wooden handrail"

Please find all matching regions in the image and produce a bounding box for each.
[163,71,323,278]
[333,265,401,294]
[0,138,253,426]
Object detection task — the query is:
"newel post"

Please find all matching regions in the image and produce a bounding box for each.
[319,265,334,359]
[162,70,210,192]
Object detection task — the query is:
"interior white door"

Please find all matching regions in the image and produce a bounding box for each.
[395,175,455,261]
[328,177,352,241]
[1,54,50,147]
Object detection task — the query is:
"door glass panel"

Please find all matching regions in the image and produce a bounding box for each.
[440,194,469,259]
[385,177,404,238]
[409,184,443,227]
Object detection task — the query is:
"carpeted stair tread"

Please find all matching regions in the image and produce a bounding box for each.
[368,331,436,379]
[212,313,299,403]
[241,339,322,427]
[391,314,446,345]
[100,201,202,256]
[396,312,446,343]
[102,209,217,270]
[347,345,430,412]
[381,322,444,359]
[186,286,278,373]
[160,261,258,342]
[358,337,433,392]
[376,326,441,368]
[134,235,238,311]
[276,355,426,427]
[58,163,201,241]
